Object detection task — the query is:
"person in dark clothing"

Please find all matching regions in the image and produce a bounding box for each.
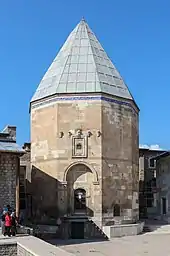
[11,211,17,236]
[6,205,12,214]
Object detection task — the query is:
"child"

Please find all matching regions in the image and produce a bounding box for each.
[4,212,12,237]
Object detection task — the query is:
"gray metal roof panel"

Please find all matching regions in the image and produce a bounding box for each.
[31,19,133,102]
[0,142,25,153]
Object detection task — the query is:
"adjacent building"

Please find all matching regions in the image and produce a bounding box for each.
[139,146,166,219]
[0,125,24,216]
[155,152,170,222]
[29,19,139,238]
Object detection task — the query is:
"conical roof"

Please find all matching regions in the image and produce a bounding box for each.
[31,19,133,102]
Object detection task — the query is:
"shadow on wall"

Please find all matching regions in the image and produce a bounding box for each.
[22,166,110,241]
[24,165,94,224]
[24,165,64,225]
[139,180,147,219]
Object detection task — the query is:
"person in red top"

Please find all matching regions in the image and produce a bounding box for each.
[4,212,12,237]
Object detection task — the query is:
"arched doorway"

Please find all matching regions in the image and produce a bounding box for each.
[74,188,86,212]
[65,163,96,216]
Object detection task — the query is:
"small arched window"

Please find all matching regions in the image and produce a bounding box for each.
[114,204,120,216]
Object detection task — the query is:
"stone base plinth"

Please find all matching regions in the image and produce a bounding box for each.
[103,222,144,238]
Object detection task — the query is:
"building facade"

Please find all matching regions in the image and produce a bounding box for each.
[29,19,139,238]
[0,125,24,216]
[139,147,166,219]
[155,152,170,222]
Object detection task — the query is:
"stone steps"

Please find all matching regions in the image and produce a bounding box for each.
[89,220,108,239]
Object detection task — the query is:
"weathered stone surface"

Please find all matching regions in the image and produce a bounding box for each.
[0,236,74,256]
[101,99,139,224]
[30,99,102,222]
[0,243,17,256]
[30,94,139,230]
[139,148,165,219]
[0,153,19,209]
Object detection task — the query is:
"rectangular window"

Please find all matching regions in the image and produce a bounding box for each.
[149,158,156,168]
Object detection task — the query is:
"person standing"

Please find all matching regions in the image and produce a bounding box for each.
[3,205,10,213]
[1,211,6,235]
[11,211,17,236]
[4,212,12,237]
[6,205,12,215]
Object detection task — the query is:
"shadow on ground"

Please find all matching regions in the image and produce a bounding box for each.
[140,219,170,234]
[45,238,107,246]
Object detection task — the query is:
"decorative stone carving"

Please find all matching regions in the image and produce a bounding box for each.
[76,129,82,138]
[59,131,64,138]
[97,130,101,137]
[72,132,88,158]
[87,131,92,137]
[68,131,72,137]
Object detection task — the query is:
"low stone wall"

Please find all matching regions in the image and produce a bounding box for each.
[17,244,35,256]
[0,242,17,256]
[103,222,144,238]
[0,236,74,256]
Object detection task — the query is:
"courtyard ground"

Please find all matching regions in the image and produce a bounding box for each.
[2,224,170,255]
[55,232,170,256]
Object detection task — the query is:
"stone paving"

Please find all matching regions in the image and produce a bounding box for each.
[57,233,170,256]
[1,230,170,255]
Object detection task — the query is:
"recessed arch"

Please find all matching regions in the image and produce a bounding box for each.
[63,161,99,185]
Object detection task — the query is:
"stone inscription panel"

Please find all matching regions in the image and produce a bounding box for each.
[72,136,87,158]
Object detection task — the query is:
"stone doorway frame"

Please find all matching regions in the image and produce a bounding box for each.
[63,161,99,185]
[62,161,99,216]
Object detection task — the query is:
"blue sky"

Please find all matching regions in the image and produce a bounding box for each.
[0,1,170,148]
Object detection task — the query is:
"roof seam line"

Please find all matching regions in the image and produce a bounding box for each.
[56,26,79,93]
[85,23,100,92]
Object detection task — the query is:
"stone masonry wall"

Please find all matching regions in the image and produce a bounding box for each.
[0,153,18,209]
[0,243,17,256]
[0,236,76,256]
[31,95,139,228]
[31,98,102,221]
[17,244,34,256]
[101,98,139,224]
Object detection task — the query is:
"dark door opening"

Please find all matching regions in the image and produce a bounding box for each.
[71,222,84,239]
[162,197,167,215]
[74,188,86,211]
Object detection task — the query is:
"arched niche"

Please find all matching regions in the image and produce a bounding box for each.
[63,161,99,185]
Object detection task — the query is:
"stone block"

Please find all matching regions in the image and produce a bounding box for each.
[103,222,144,238]
[0,243,17,256]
